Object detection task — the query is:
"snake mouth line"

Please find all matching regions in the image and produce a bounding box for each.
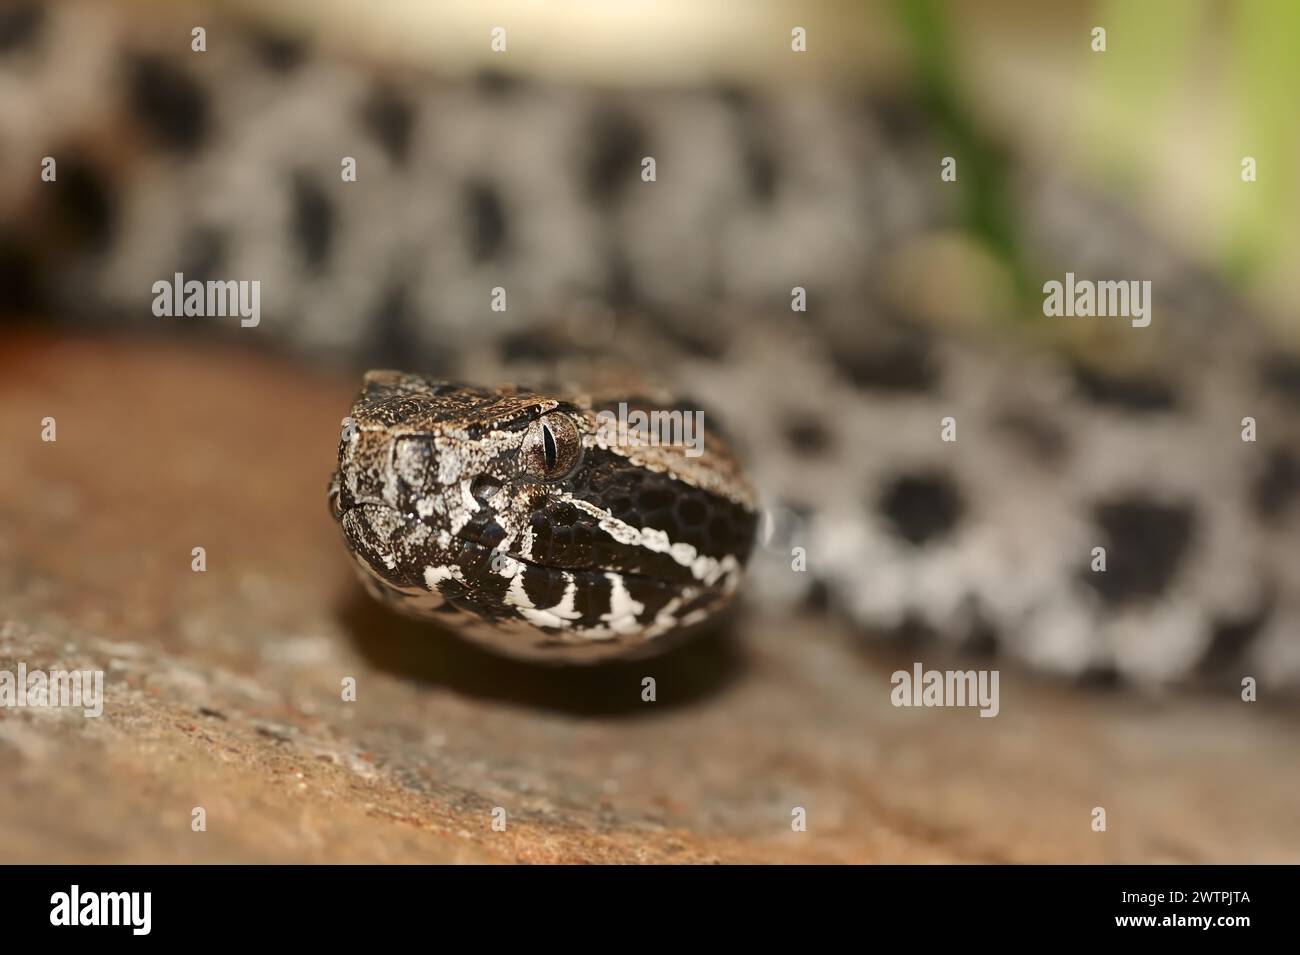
[332,496,424,528]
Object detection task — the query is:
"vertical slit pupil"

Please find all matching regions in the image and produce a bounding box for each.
[542,423,558,471]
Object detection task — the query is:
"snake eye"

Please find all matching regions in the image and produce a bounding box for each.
[520,412,582,482]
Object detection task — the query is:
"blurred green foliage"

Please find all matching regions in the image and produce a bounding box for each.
[894,0,1300,295]
[891,0,1034,305]
[1224,0,1300,281]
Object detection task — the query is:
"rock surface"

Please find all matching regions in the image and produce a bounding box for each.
[2,331,1297,863]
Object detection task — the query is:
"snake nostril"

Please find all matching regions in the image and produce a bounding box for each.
[327,474,351,522]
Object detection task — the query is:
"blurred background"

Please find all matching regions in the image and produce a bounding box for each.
[5,0,1300,338]
[220,0,1300,331]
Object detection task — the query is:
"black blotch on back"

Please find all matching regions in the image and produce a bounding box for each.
[829,324,937,392]
[783,415,832,455]
[877,471,964,546]
[463,180,508,262]
[52,160,117,253]
[125,54,210,153]
[1082,495,1195,606]
[291,173,333,269]
[360,85,415,163]
[1252,447,1300,518]
[250,30,307,72]
[1071,362,1178,412]
[0,2,43,53]
[584,108,648,204]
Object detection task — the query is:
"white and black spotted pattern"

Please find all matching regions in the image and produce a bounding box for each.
[4,0,1300,684]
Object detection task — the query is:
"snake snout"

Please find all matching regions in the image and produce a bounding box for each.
[332,427,442,520]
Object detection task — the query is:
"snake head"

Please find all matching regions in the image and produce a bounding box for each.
[330,370,759,661]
